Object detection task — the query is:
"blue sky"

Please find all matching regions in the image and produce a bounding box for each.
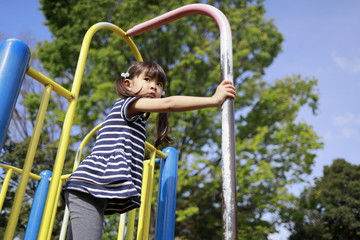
[0,1,50,45]
[1,1,360,239]
[265,0,360,181]
[264,1,360,238]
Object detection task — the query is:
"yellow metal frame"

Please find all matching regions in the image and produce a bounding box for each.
[2,21,167,239]
[4,84,53,239]
[0,169,13,211]
[26,67,74,100]
[37,23,142,239]
[0,165,41,211]
[1,22,151,239]
[1,137,165,240]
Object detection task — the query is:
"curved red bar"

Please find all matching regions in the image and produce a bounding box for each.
[126,4,230,36]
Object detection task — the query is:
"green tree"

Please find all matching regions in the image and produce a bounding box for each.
[287,159,360,240]
[1,0,323,239]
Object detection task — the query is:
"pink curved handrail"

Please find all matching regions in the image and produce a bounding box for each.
[127,4,237,240]
[126,4,230,36]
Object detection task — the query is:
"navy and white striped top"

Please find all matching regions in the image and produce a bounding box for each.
[63,97,147,214]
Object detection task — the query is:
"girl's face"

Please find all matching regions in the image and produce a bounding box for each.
[127,72,163,98]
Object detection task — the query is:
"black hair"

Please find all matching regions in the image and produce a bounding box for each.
[115,61,173,148]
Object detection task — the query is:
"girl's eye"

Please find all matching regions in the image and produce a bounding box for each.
[144,77,150,82]
[157,82,163,87]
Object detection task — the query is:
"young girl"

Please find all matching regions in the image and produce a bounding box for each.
[63,61,236,239]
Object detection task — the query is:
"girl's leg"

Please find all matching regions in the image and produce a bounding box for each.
[64,190,108,240]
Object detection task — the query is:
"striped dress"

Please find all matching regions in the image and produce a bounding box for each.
[63,97,147,214]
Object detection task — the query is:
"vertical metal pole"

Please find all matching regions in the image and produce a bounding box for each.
[218,10,238,240]
[5,84,53,240]
[126,4,238,239]
[155,147,179,240]
[0,39,30,149]
[24,170,52,240]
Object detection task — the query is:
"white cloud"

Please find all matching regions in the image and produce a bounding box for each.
[331,113,360,139]
[341,127,359,138]
[331,51,360,73]
[333,113,360,126]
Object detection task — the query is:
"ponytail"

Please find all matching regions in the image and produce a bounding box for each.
[154,112,173,148]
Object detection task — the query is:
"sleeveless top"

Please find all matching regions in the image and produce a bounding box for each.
[63,97,147,214]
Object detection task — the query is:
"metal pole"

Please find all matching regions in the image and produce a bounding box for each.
[0,39,30,149]
[5,83,53,240]
[155,147,179,240]
[24,170,53,240]
[127,4,237,239]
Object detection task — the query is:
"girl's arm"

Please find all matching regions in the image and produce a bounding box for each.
[128,81,236,116]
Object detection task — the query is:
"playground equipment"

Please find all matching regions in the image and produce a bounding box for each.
[0,36,178,240]
[0,3,237,239]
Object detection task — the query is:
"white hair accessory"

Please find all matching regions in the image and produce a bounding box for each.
[121,72,130,78]
[162,91,165,96]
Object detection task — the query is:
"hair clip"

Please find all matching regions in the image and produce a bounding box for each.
[121,72,130,78]
[162,91,165,97]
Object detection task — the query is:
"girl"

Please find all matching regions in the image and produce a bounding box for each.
[63,61,236,239]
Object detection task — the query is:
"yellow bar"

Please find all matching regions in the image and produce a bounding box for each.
[126,210,136,240]
[26,67,74,101]
[69,22,143,98]
[0,164,41,181]
[145,141,166,159]
[136,150,157,240]
[137,161,150,238]
[4,85,53,240]
[38,100,77,239]
[38,22,143,239]
[0,169,13,211]
[46,180,63,240]
[60,174,71,180]
[118,214,126,240]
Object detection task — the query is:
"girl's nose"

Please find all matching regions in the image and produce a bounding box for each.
[150,82,156,89]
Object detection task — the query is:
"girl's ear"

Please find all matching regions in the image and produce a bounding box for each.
[124,79,132,89]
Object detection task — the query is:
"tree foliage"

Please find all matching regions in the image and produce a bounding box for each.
[287,159,360,240]
[1,0,324,239]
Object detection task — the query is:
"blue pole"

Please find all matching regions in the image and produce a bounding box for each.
[24,170,52,240]
[0,39,30,149]
[155,147,179,240]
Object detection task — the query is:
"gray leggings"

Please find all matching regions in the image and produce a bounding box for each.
[64,190,108,240]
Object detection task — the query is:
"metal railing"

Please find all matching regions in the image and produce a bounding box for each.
[0,142,178,239]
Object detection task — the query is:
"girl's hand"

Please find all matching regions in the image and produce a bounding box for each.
[212,81,236,105]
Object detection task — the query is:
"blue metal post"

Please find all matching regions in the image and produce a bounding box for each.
[0,39,30,149]
[24,170,52,240]
[155,147,179,240]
